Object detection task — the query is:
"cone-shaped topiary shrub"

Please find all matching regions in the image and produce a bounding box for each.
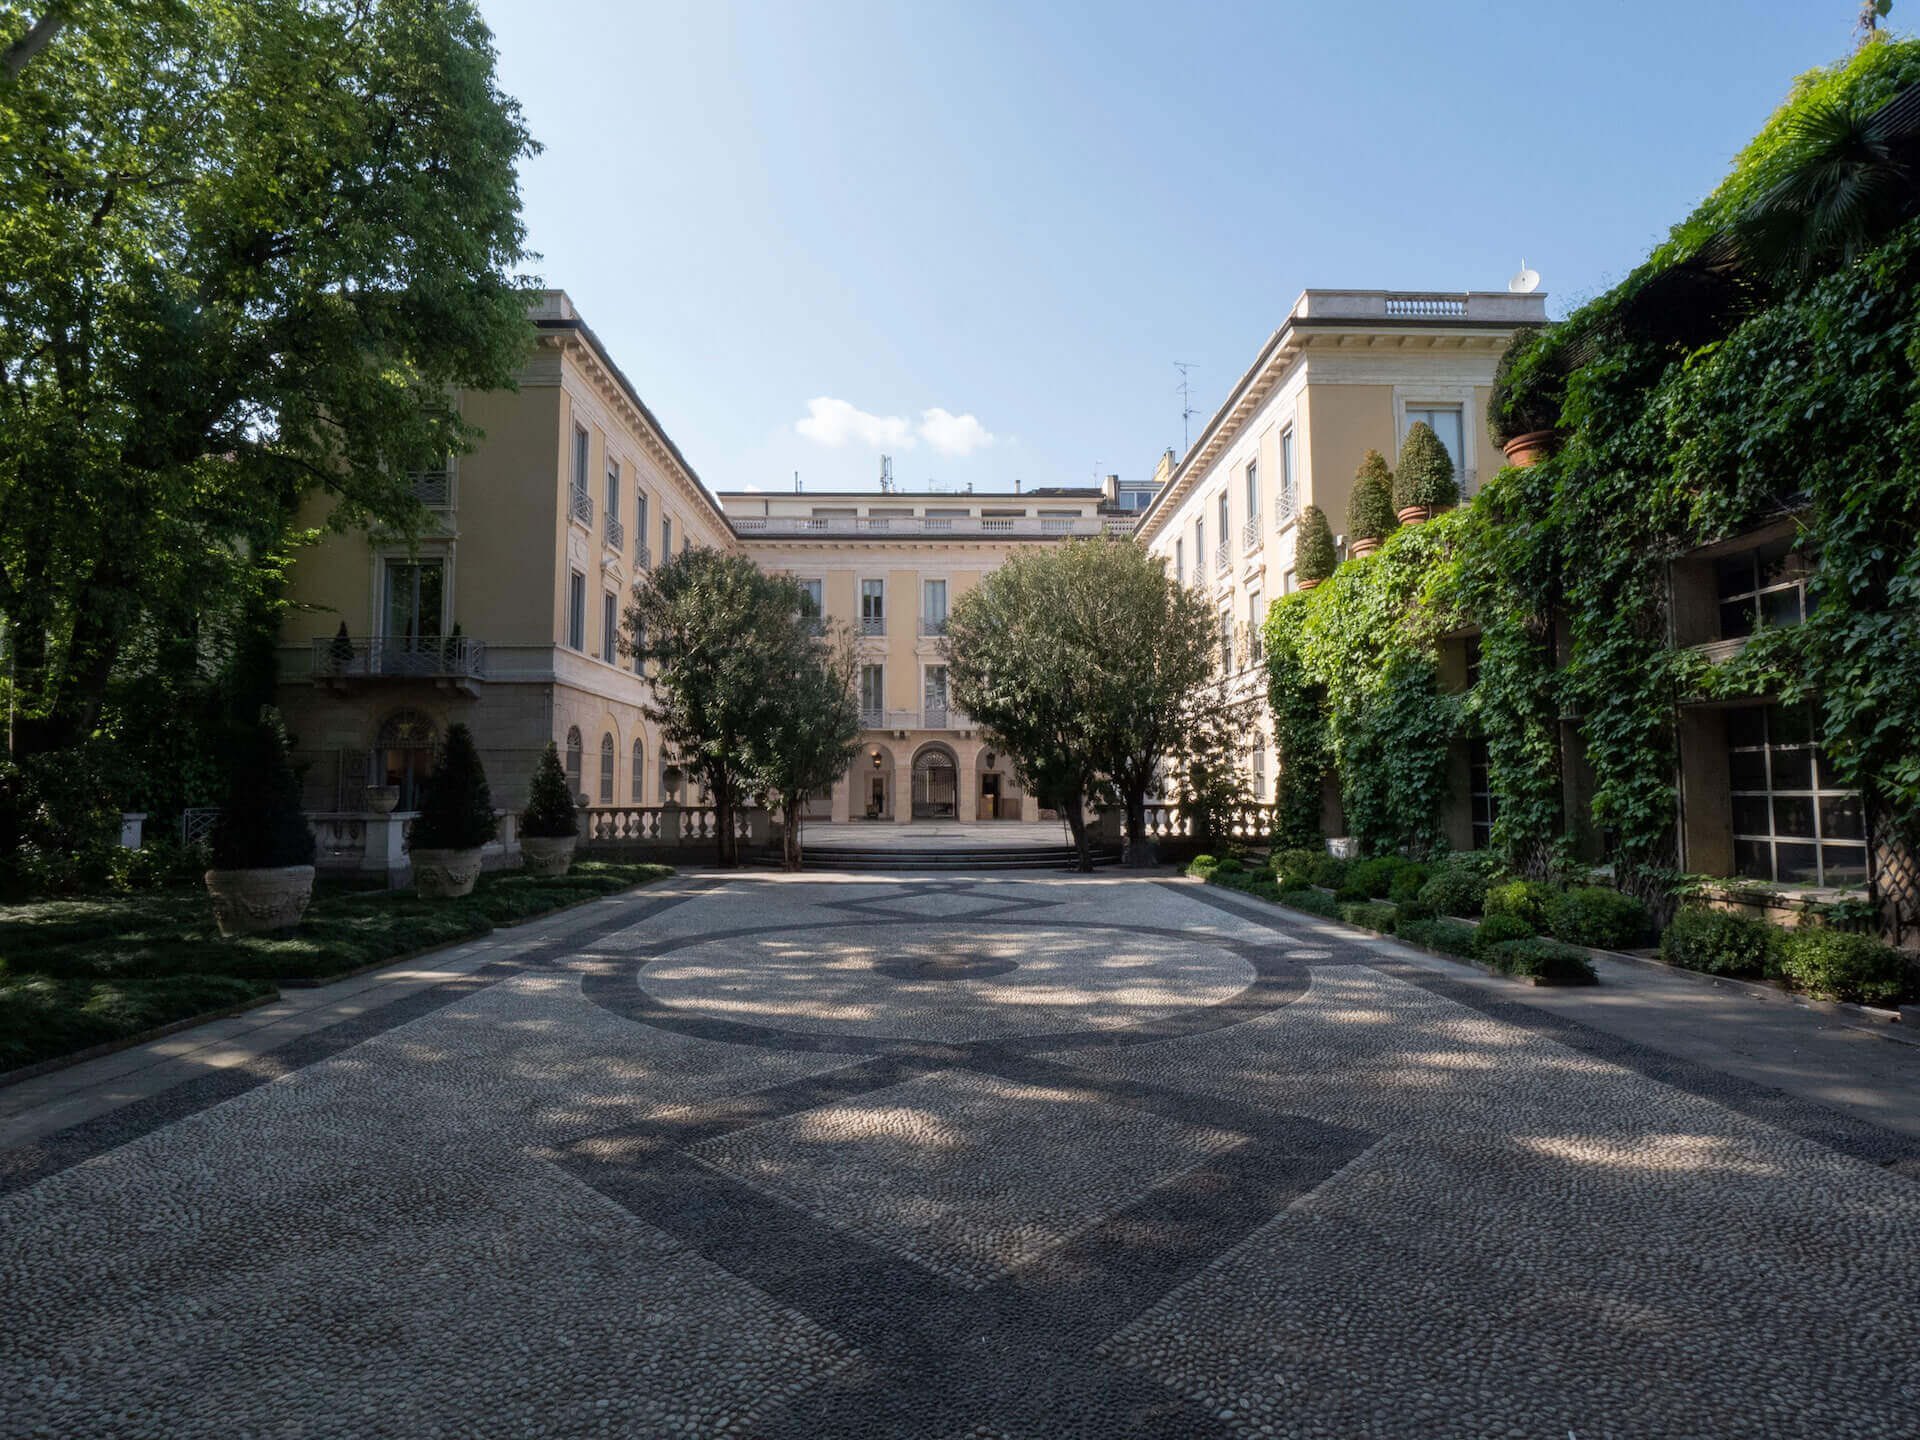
[1295,505,1336,583]
[1394,422,1458,511]
[411,722,498,850]
[521,741,578,839]
[328,621,355,670]
[1346,450,1399,544]
[209,708,316,869]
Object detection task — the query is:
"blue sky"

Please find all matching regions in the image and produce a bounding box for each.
[475,1,1875,495]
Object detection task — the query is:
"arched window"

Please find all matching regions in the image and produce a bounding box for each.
[374,709,438,810]
[631,737,645,803]
[565,727,583,801]
[599,732,615,804]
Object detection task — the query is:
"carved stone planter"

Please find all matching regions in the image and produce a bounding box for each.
[521,833,577,879]
[205,865,315,937]
[1501,430,1560,468]
[411,847,484,898]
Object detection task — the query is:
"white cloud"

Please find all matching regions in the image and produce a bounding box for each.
[917,407,994,457]
[795,396,914,450]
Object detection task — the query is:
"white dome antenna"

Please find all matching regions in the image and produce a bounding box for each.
[1508,260,1542,295]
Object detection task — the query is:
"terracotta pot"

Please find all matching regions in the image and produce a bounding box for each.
[1348,537,1381,559]
[1396,505,1431,526]
[1501,430,1560,468]
[1296,576,1323,592]
[411,846,484,898]
[521,833,577,879]
[205,865,315,937]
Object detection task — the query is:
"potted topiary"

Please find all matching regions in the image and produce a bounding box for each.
[520,740,579,878]
[1345,450,1398,558]
[204,708,317,936]
[327,621,355,676]
[1294,505,1336,591]
[1491,324,1562,467]
[1394,422,1458,524]
[408,722,497,897]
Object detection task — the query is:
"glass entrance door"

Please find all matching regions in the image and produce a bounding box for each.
[382,559,444,673]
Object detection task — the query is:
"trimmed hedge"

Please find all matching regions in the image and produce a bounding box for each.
[1340,901,1398,933]
[1307,854,1349,889]
[1417,853,1496,917]
[1484,937,1598,985]
[1278,886,1343,919]
[1270,848,1322,890]
[1545,886,1649,951]
[1346,857,1410,900]
[1660,906,1774,978]
[1483,879,1556,931]
[1471,912,1535,959]
[1387,863,1431,905]
[1771,927,1911,1007]
[1395,914,1479,958]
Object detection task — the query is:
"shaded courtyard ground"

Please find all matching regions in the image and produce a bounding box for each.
[3,869,1917,1438]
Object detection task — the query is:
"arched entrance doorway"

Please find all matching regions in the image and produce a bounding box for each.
[855,743,895,820]
[910,744,958,820]
[375,709,438,810]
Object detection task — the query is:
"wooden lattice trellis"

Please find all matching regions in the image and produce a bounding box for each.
[1867,795,1920,951]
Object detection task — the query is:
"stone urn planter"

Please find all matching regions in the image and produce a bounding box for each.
[205,865,315,937]
[1395,504,1431,526]
[410,847,484,898]
[521,833,577,879]
[364,784,400,815]
[1501,431,1559,468]
[1348,537,1381,559]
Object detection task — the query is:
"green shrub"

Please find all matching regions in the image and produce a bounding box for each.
[1187,854,1221,879]
[1346,451,1400,544]
[208,709,316,871]
[1546,885,1649,950]
[1387,862,1430,905]
[1270,848,1321,890]
[1417,853,1497,916]
[1335,880,1371,903]
[1393,421,1459,511]
[411,723,498,852]
[1472,912,1535,957]
[1214,855,1245,874]
[1397,915,1480,958]
[1307,854,1349,889]
[1660,906,1775,978]
[1485,937,1598,985]
[1395,894,1436,923]
[1340,901,1397,933]
[1277,886,1342,919]
[1771,927,1911,1007]
[521,741,579,839]
[1484,879,1557,931]
[1347,856,1409,899]
[1296,505,1336,583]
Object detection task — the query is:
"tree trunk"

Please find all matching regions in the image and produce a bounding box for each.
[711,772,737,867]
[1060,794,1092,873]
[1122,786,1154,868]
[782,794,804,871]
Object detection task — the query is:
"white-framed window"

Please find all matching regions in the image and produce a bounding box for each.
[1405,404,1465,481]
[860,578,885,634]
[1716,539,1810,639]
[1244,460,1259,523]
[635,491,650,562]
[860,663,884,721]
[1218,606,1233,671]
[599,732,615,805]
[1728,701,1867,887]
[662,516,673,555]
[567,570,586,650]
[1247,589,1264,665]
[1217,491,1230,549]
[1175,538,1185,585]
[1195,517,1206,575]
[922,578,947,635]
[923,663,950,722]
[571,424,590,495]
[798,578,823,617]
[382,558,445,646]
[601,591,617,664]
[1279,425,1297,521]
[605,458,621,522]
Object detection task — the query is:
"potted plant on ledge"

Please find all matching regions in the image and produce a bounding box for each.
[1345,450,1398,558]
[204,708,317,936]
[1491,324,1563,467]
[1393,421,1459,525]
[1294,505,1336,591]
[409,722,496,897]
[520,740,579,878]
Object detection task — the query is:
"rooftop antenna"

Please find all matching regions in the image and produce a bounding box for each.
[1508,260,1542,294]
[1173,362,1199,451]
[879,455,894,493]
[793,469,801,493]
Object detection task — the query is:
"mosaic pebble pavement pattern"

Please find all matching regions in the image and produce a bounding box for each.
[3,871,1918,1438]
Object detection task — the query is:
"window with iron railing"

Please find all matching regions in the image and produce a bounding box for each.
[860,579,885,635]
[408,458,452,508]
[1276,425,1297,523]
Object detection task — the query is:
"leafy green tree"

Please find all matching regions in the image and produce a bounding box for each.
[625,549,810,866]
[207,707,315,870]
[1346,451,1399,544]
[0,0,537,779]
[1295,506,1336,583]
[411,722,496,851]
[1394,423,1459,511]
[520,741,578,839]
[746,626,862,870]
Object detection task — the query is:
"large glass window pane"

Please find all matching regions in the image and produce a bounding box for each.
[1771,795,1815,838]
[1725,707,1766,749]
[1761,587,1804,628]
[383,560,444,642]
[1821,846,1869,886]
[1775,842,1819,883]
[1731,795,1771,835]
[1728,749,1769,791]
[1715,555,1756,600]
[1718,601,1755,639]
[1771,702,1814,746]
[1770,749,1813,790]
[1733,838,1772,880]
[1819,793,1865,840]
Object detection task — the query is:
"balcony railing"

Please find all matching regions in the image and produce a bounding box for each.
[860,706,885,729]
[409,467,452,508]
[919,617,949,637]
[569,486,593,527]
[1275,492,1297,527]
[1213,541,1229,575]
[634,544,652,570]
[604,512,624,551]
[729,515,1108,539]
[858,615,886,637]
[1241,518,1261,553]
[312,634,487,681]
[800,615,826,636]
[855,705,973,732]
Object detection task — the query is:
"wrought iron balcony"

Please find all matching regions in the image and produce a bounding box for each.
[312,634,487,682]
[1275,493,1296,527]
[859,706,885,729]
[1213,541,1229,575]
[409,467,452,508]
[1241,517,1261,553]
[919,617,949,637]
[569,485,594,527]
[604,512,624,552]
[858,616,886,637]
[634,544,652,570]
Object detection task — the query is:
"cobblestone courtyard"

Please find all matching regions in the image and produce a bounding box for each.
[5,872,1919,1439]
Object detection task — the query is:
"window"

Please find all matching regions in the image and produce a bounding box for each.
[1252,746,1267,801]
[567,570,586,650]
[1247,589,1264,665]
[605,458,620,522]
[922,578,947,635]
[798,578,823,616]
[1282,567,1296,595]
[565,727,583,800]
[1727,702,1867,887]
[601,591,617,664]
[1195,517,1206,576]
[1279,426,1297,520]
[635,492,650,563]
[571,424,590,496]
[860,664,884,722]
[1219,607,1233,671]
[631,738,645,803]
[1244,460,1259,523]
[1175,539,1185,585]
[1217,491,1230,552]
[924,664,949,722]
[1468,738,1495,849]
[382,559,444,647]
[860,579,885,634]
[1406,405,1465,487]
[1465,633,1482,688]
[662,517,672,556]
[1716,540,1809,639]
[599,733,615,804]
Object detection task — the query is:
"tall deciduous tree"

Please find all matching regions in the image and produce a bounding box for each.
[0,0,538,775]
[747,625,862,871]
[624,549,810,867]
